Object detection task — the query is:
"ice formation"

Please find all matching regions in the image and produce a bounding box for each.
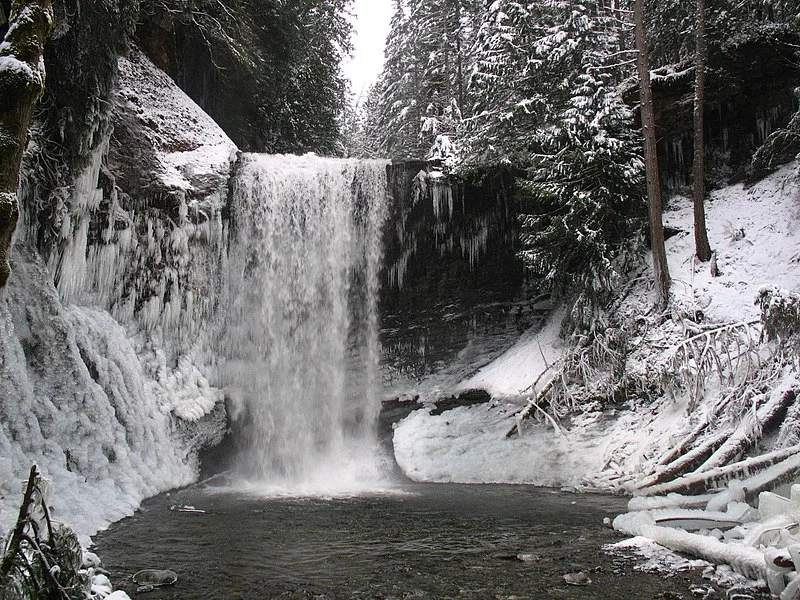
[613,482,800,598]
[0,48,234,538]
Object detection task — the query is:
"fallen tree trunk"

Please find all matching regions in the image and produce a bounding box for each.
[636,429,729,490]
[506,373,559,438]
[696,387,796,473]
[613,512,766,581]
[637,442,800,497]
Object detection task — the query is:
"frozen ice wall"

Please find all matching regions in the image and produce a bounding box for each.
[0,139,229,534]
[0,242,226,537]
[0,48,235,537]
[220,154,390,490]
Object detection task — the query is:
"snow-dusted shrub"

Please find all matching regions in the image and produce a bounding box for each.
[758,285,800,349]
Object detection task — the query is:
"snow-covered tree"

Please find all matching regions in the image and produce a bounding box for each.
[464,1,551,165]
[0,0,53,287]
[368,0,480,159]
[467,1,648,302]
[370,0,423,158]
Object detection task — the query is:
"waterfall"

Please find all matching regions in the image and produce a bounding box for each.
[220,153,390,491]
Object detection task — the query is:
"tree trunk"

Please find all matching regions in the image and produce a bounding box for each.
[0,0,53,287]
[454,0,465,118]
[633,0,670,309]
[692,0,712,262]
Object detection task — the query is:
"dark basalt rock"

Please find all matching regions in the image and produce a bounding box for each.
[429,389,492,416]
[378,395,420,442]
[380,163,543,382]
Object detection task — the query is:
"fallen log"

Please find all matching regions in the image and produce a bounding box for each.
[637,442,800,497]
[696,387,796,473]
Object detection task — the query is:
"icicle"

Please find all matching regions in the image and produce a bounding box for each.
[460,215,490,270]
[430,176,454,221]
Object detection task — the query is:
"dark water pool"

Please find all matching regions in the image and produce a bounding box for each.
[93,482,759,600]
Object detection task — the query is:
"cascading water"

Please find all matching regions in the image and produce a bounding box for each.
[220,153,390,491]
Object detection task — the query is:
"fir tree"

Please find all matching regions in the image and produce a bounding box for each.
[467,1,647,302]
[369,0,480,159]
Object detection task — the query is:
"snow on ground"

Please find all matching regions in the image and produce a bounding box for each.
[393,163,800,586]
[394,401,611,486]
[664,164,800,324]
[394,161,800,488]
[456,306,566,399]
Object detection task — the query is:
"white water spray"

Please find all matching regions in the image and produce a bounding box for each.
[220,153,390,492]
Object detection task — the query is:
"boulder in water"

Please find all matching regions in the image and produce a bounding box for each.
[132,569,178,591]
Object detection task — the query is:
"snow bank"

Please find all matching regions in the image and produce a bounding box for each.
[394,307,615,485]
[394,402,609,485]
[456,306,566,399]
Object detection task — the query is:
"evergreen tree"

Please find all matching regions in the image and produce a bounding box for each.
[465,1,551,165]
[372,0,423,158]
[369,0,480,159]
[467,1,647,302]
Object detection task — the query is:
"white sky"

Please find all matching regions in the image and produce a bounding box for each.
[342,0,394,102]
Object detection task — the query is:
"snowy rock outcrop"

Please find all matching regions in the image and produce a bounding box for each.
[0,47,235,537]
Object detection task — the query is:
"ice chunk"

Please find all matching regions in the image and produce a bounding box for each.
[760,491,792,520]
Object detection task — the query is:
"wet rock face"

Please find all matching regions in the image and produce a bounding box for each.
[379,164,540,382]
[651,35,800,191]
